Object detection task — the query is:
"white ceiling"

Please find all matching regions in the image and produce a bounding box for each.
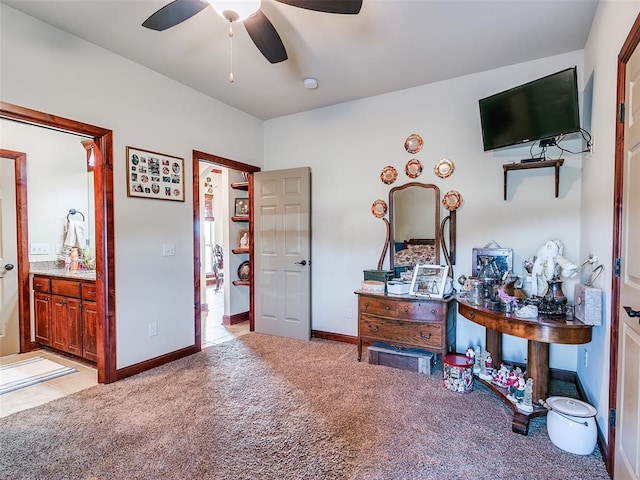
[2,0,598,120]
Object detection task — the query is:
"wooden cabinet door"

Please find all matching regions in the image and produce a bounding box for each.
[51,295,82,356]
[82,301,98,362]
[34,292,51,345]
[65,297,82,357]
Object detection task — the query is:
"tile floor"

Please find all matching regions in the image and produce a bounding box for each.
[0,287,249,418]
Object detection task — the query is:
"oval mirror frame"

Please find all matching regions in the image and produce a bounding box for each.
[388,182,441,271]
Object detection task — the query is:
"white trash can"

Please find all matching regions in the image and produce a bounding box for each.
[546,396,597,455]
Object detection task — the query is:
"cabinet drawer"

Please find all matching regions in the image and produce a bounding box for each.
[397,301,444,322]
[82,282,97,301]
[359,296,397,317]
[51,279,82,298]
[360,315,442,349]
[33,276,51,293]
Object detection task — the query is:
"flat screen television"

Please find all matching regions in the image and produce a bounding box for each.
[479,67,580,151]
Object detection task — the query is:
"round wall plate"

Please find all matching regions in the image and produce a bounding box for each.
[404,134,423,154]
[434,158,455,178]
[380,165,398,185]
[405,159,423,179]
[371,199,388,218]
[237,261,250,281]
[442,190,463,211]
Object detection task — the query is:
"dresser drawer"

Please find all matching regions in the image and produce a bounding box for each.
[397,301,445,322]
[33,276,51,293]
[360,315,442,349]
[82,282,97,301]
[359,296,397,317]
[51,279,82,298]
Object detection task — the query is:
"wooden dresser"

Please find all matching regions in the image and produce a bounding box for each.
[355,291,456,363]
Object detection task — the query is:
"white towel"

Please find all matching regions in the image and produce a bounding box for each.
[63,221,86,249]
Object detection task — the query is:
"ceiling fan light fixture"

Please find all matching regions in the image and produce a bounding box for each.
[208,0,262,22]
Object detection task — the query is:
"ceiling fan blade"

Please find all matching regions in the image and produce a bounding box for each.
[142,0,209,31]
[274,0,362,14]
[244,10,288,64]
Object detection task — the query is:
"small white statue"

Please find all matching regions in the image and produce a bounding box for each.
[520,378,534,413]
[530,240,579,296]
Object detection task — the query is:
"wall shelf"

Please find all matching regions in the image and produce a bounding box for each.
[232,280,249,286]
[230,181,248,191]
[503,159,564,200]
[232,247,249,254]
[231,215,249,222]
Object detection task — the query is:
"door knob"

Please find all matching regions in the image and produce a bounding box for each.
[3,264,14,271]
[623,306,640,318]
[295,260,307,266]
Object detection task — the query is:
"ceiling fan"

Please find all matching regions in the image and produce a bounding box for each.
[142,0,362,64]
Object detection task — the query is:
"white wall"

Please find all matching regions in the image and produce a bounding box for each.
[265,50,585,371]
[580,0,640,442]
[0,120,90,262]
[1,5,263,369]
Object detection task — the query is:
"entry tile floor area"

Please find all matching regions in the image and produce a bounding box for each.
[202,286,250,347]
[0,349,97,418]
[1,286,249,418]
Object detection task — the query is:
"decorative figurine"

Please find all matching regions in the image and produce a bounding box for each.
[519,378,534,413]
[466,347,475,364]
[479,351,493,381]
[474,346,482,373]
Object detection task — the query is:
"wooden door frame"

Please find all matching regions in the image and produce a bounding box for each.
[608,13,640,477]
[0,102,116,384]
[0,149,29,353]
[192,150,260,346]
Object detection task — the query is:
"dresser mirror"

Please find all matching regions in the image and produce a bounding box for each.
[388,182,441,271]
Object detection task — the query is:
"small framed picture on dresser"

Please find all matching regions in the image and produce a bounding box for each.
[410,265,449,298]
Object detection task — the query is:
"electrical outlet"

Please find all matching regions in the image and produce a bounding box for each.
[148,322,158,337]
[345,308,352,319]
[162,243,175,256]
[29,243,50,255]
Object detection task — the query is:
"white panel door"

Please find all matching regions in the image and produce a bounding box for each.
[0,157,20,356]
[254,167,311,340]
[616,39,640,480]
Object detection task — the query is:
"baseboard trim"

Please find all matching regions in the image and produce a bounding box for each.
[115,345,200,381]
[311,330,358,344]
[223,311,249,326]
[575,375,608,470]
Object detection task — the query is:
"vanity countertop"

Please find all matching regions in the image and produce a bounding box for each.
[30,261,96,281]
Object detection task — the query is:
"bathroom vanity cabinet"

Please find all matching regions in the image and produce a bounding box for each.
[33,275,97,362]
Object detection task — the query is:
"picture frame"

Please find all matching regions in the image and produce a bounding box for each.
[410,264,449,298]
[234,198,249,217]
[472,248,513,278]
[126,146,184,201]
[237,229,249,249]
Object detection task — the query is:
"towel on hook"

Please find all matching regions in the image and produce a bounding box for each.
[63,220,86,249]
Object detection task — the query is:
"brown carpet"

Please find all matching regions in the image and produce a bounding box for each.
[1,334,609,480]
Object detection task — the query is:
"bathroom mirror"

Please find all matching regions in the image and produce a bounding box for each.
[388,182,440,271]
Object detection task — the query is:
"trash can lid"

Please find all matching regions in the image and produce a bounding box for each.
[546,396,597,418]
[444,354,473,368]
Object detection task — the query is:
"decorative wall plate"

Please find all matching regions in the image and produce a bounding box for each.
[404,134,423,154]
[442,190,463,211]
[405,159,423,179]
[380,166,398,185]
[371,199,388,218]
[434,158,455,178]
[237,261,250,281]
